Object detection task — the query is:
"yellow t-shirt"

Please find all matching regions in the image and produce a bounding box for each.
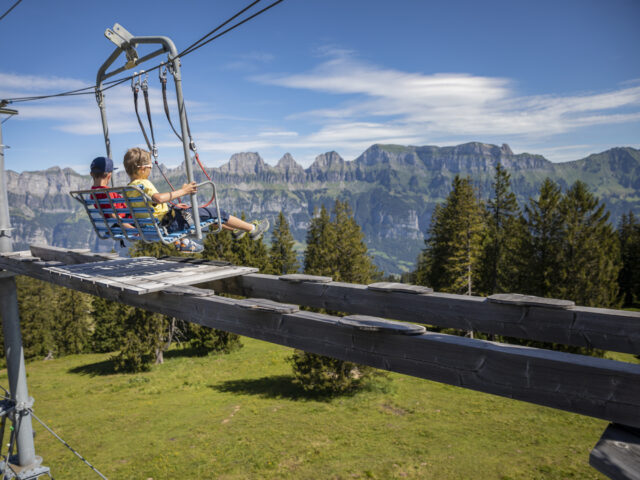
[126,179,169,220]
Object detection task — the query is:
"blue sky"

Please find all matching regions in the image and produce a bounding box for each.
[1,0,639,173]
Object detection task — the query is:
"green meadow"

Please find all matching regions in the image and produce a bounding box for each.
[2,338,629,479]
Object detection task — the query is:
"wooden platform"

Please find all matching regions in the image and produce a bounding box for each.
[2,250,257,295]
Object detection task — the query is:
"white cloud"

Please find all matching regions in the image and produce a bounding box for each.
[253,53,640,151]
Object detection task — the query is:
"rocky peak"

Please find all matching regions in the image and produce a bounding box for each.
[218,152,266,175]
[275,153,304,172]
[309,151,345,170]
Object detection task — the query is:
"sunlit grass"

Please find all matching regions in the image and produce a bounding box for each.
[2,337,610,479]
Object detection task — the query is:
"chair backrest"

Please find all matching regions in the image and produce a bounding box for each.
[70,186,168,243]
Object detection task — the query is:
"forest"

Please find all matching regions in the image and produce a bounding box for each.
[2,164,640,380]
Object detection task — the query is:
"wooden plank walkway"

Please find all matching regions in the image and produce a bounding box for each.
[1,249,257,295]
[0,246,639,430]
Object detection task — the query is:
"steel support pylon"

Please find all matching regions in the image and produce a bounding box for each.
[0,108,50,479]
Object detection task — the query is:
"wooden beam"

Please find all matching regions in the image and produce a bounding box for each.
[590,424,640,480]
[1,252,639,429]
[29,245,118,265]
[208,274,640,355]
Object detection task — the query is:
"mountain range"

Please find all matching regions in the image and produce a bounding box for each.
[5,142,640,274]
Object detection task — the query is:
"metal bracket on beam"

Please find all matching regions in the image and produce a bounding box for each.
[340,315,426,335]
[488,293,575,309]
[105,23,138,69]
[367,282,433,295]
[279,274,332,284]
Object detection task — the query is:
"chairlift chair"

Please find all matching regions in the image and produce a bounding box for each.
[72,23,222,244]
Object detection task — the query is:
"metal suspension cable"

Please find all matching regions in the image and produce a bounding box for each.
[131,73,179,201]
[1,0,286,105]
[179,0,284,58]
[177,0,262,57]
[0,0,23,23]
[29,409,108,480]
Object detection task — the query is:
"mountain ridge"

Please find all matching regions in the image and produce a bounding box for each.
[5,142,640,274]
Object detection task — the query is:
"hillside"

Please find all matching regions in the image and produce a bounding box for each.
[4,337,612,478]
[6,142,640,274]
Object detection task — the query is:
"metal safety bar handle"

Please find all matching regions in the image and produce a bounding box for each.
[195,181,223,234]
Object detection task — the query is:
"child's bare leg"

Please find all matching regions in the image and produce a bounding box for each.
[224,215,254,232]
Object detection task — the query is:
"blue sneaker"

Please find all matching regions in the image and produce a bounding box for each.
[173,238,203,253]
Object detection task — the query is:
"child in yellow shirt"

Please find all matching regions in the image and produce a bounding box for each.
[123,147,268,252]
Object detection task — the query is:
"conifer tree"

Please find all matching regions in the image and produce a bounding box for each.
[522,178,564,297]
[479,163,525,294]
[15,276,57,359]
[292,200,379,394]
[113,308,167,372]
[618,212,640,306]
[91,297,130,353]
[332,200,378,283]
[232,230,271,273]
[415,176,485,295]
[111,241,183,371]
[203,229,238,264]
[269,211,299,275]
[54,288,92,355]
[303,205,337,277]
[557,181,621,307]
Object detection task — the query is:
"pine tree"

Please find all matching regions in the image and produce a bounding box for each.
[332,200,378,283]
[113,308,167,372]
[91,297,130,353]
[479,163,526,294]
[203,229,238,264]
[269,211,300,275]
[54,287,92,355]
[557,181,621,307]
[618,212,640,306]
[303,205,337,277]
[292,200,380,394]
[189,324,243,355]
[111,241,182,371]
[200,226,249,355]
[522,178,564,297]
[232,231,271,272]
[415,176,485,295]
[15,276,57,359]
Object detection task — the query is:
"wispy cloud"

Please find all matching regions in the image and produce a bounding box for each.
[253,53,640,154]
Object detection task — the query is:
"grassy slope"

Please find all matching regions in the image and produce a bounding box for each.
[2,338,623,479]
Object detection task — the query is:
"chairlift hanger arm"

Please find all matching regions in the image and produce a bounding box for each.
[96,35,179,88]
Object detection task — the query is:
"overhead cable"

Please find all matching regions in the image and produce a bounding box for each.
[2,0,285,104]
[0,0,23,23]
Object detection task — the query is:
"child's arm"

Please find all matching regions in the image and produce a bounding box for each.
[151,182,198,204]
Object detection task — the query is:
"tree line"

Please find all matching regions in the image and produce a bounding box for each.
[413,165,640,310]
[1,170,638,388]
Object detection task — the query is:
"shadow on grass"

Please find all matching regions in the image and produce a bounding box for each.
[211,375,340,402]
[68,358,118,377]
[163,347,211,360]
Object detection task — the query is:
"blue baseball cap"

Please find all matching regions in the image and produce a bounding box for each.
[90,156,117,173]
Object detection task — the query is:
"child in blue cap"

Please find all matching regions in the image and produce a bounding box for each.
[89,156,128,218]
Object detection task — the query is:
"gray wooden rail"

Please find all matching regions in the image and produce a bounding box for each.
[208,273,640,355]
[0,247,639,432]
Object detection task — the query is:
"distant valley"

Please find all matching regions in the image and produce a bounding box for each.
[6,142,640,274]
